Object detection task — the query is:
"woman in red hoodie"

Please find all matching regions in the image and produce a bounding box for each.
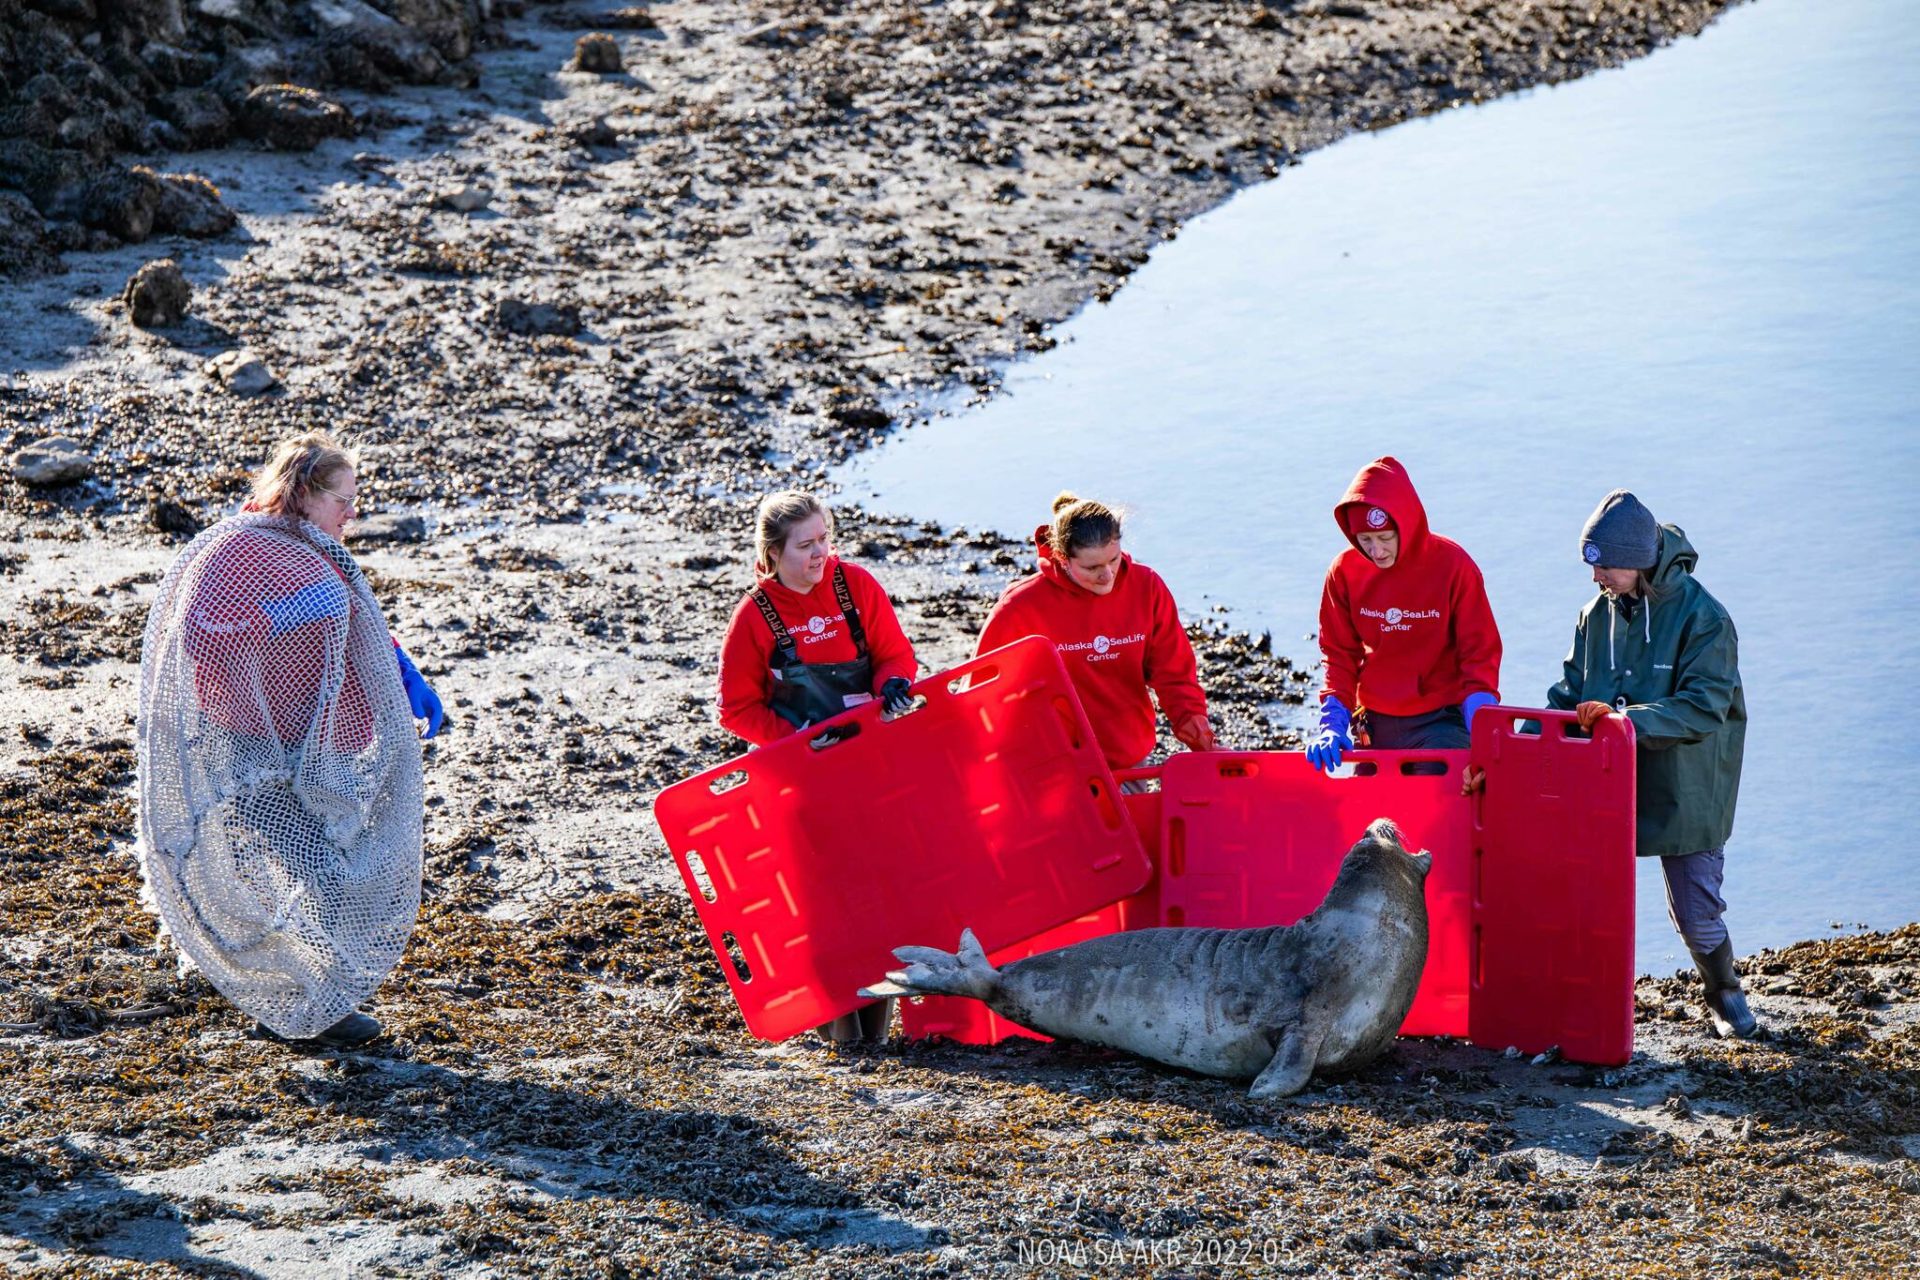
[1307,457,1502,771]
[716,488,919,1044]
[718,489,920,749]
[978,492,1215,775]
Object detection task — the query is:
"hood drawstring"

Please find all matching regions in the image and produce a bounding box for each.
[1604,593,1652,674]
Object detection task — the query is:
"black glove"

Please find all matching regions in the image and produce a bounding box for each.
[880,676,914,715]
[808,724,851,748]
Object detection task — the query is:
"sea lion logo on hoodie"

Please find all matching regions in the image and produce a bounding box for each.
[801,613,847,644]
[1360,605,1440,633]
[1059,631,1146,662]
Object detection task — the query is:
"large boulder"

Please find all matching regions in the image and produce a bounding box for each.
[83,164,165,241]
[0,190,59,278]
[373,0,481,62]
[10,436,95,488]
[240,84,353,150]
[0,139,94,222]
[124,257,191,326]
[310,0,448,84]
[156,87,233,148]
[596,7,658,30]
[140,41,222,89]
[571,33,622,74]
[203,349,277,395]
[2,74,79,150]
[140,168,237,237]
[99,0,187,42]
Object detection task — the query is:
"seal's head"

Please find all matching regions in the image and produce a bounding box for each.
[1325,818,1432,909]
[1361,818,1431,875]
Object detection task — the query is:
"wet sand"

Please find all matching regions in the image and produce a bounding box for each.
[4,0,1916,1274]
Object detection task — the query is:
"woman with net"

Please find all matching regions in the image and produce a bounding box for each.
[138,433,441,1048]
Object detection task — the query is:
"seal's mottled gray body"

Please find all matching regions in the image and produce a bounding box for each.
[861,819,1430,1098]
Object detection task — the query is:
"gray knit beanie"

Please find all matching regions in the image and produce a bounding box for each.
[1581,490,1659,569]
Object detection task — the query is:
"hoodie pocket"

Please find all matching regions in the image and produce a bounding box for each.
[1360,667,1421,710]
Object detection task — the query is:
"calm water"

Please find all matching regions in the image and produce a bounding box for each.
[835,0,1920,974]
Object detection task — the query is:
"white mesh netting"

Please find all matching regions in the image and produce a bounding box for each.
[136,514,424,1038]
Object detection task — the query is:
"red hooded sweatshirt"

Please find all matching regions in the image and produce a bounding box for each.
[718,556,918,747]
[1318,457,1502,717]
[978,527,1207,770]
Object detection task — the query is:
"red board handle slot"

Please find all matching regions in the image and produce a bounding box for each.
[1086,778,1124,830]
[948,663,1001,695]
[1498,708,1579,738]
[721,931,753,984]
[684,850,718,903]
[708,769,750,796]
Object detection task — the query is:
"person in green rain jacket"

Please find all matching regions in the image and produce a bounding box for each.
[1546,490,1757,1039]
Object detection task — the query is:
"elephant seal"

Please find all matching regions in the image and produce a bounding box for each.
[861,818,1430,1098]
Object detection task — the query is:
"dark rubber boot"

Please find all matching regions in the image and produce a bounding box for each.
[258,1011,383,1047]
[856,997,894,1042]
[1692,940,1759,1040]
[817,999,894,1045]
[316,1011,383,1045]
[816,1012,864,1045]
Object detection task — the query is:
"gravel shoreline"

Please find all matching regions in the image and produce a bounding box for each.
[4,1,1916,1275]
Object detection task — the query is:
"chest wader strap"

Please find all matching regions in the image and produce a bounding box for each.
[750,587,800,667]
[831,565,870,661]
[752,566,869,665]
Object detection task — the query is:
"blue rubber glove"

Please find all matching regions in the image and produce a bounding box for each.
[1305,696,1353,773]
[394,646,444,739]
[880,676,914,715]
[1462,691,1498,732]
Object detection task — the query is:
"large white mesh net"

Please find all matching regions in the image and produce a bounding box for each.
[136,514,424,1038]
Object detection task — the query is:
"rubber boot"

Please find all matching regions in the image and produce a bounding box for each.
[1692,940,1759,1040]
[815,1012,864,1045]
[817,999,895,1045]
[856,997,894,1042]
[316,1011,383,1046]
[255,1011,383,1047]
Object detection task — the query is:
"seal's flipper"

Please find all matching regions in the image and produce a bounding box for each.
[860,927,999,1001]
[1248,1023,1326,1100]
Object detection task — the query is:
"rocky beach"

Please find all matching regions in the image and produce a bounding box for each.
[3,0,1916,1274]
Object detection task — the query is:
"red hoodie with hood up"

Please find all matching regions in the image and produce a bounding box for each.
[978,527,1207,770]
[1318,458,1502,718]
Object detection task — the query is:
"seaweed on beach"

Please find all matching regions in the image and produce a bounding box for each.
[1,735,1916,1275]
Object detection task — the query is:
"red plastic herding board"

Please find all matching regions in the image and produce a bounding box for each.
[654,636,1152,1042]
[1468,709,1636,1066]
[1154,749,1474,1037]
[900,784,1162,1045]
